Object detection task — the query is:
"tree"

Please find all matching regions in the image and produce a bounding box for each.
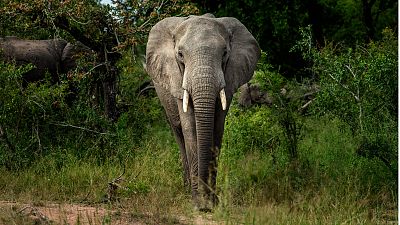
[360,0,398,40]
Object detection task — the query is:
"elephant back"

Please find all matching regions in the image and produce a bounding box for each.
[0,38,68,84]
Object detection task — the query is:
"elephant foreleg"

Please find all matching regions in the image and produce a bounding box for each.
[154,85,190,187]
[170,125,191,187]
[177,99,201,204]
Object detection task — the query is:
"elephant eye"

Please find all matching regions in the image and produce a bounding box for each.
[222,49,228,58]
[177,50,184,62]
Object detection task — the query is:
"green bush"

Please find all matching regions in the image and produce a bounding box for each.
[0,61,115,169]
[0,62,68,169]
[309,28,398,176]
[223,105,281,160]
[0,48,167,170]
[253,51,311,161]
[114,51,164,158]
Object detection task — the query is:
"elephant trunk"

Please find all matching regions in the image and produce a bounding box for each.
[193,94,215,200]
[193,89,215,182]
[189,66,220,207]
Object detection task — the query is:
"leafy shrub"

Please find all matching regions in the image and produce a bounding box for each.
[0,61,118,169]
[0,62,68,169]
[219,33,397,208]
[252,51,313,161]
[308,28,398,176]
[0,46,168,169]
[224,105,281,160]
[114,51,164,158]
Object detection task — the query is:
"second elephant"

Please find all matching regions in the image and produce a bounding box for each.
[0,36,88,85]
[238,83,272,107]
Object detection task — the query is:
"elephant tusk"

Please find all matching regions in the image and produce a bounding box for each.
[220,89,227,110]
[183,89,189,112]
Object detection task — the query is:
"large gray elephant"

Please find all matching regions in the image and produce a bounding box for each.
[0,36,86,85]
[146,14,260,210]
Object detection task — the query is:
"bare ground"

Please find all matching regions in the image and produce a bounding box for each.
[0,201,221,225]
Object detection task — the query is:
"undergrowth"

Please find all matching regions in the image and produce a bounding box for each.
[216,107,396,224]
[0,103,396,224]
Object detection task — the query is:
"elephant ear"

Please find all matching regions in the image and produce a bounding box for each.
[146,17,187,99]
[217,17,260,97]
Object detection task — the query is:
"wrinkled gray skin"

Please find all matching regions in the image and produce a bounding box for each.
[146,14,260,210]
[0,36,84,85]
[238,83,272,107]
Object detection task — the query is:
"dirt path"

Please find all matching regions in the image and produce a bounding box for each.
[0,201,221,225]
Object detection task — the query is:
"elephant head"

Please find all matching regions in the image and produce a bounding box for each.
[146,14,260,210]
[238,83,273,107]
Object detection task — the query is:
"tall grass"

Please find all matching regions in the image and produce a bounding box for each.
[0,122,194,224]
[215,105,396,224]
[0,104,396,224]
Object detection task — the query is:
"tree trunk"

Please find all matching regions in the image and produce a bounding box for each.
[103,71,118,121]
[361,0,376,40]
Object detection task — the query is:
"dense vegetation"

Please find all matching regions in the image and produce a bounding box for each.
[0,0,397,224]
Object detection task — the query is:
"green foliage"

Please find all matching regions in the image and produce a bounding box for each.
[253,51,311,161]
[217,30,396,219]
[0,56,168,169]
[0,62,69,169]
[218,111,395,222]
[0,0,184,168]
[114,51,164,157]
[0,0,200,47]
[0,0,201,121]
[214,0,309,76]
[224,105,281,160]
[111,0,200,47]
[305,28,398,175]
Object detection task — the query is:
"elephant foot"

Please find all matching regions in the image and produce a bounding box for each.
[193,201,213,212]
[193,193,218,212]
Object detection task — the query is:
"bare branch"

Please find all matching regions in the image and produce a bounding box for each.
[49,122,115,136]
[112,164,126,184]
[327,73,360,102]
[18,206,50,223]
[138,17,152,29]
[66,11,91,25]
[114,29,120,46]
[105,165,128,202]
[344,64,357,78]
[35,120,41,152]
[299,98,315,111]
[83,62,108,76]
[138,85,155,97]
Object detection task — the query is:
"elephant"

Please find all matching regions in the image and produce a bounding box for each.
[238,83,272,107]
[146,14,260,210]
[0,36,88,86]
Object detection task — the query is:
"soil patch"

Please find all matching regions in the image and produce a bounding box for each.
[0,201,221,225]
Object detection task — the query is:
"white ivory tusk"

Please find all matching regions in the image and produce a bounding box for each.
[220,89,227,110]
[183,89,189,112]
